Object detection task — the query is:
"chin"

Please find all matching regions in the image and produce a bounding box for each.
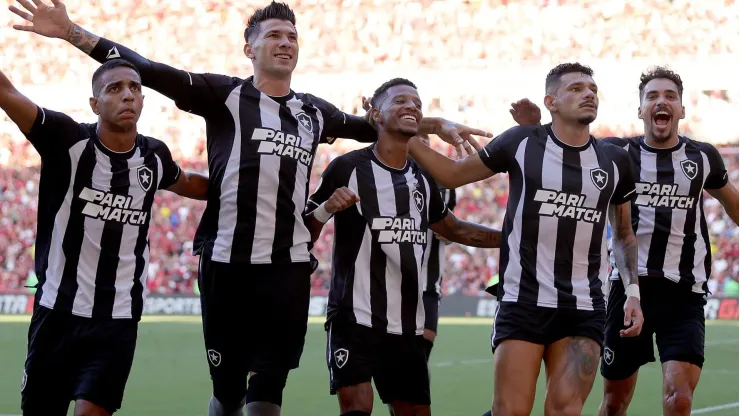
[399,127,418,138]
[577,115,596,125]
[651,129,672,143]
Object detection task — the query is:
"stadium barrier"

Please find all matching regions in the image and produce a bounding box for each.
[0,293,737,320]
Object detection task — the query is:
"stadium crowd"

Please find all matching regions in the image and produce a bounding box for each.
[0,0,738,298]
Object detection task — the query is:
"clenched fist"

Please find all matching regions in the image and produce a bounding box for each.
[326,187,360,214]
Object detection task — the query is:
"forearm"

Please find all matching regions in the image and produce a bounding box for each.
[408,137,461,188]
[63,23,100,55]
[437,220,501,248]
[0,70,37,134]
[168,171,209,200]
[417,117,442,136]
[306,215,326,244]
[613,234,639,288]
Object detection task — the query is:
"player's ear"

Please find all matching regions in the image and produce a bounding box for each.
[544,94,556,113]
[679,104,686,120]
[89,97,99,116]
[372,108,382,125]
[244,43,254,60]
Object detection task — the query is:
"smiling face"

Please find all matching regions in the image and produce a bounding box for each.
[90,66,143,131]
[545,72,599,126]
[638,78,685,144]
[373,84,423,138]
[244,18,299,78]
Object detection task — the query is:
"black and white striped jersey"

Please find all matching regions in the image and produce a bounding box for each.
[479,124,636,311]
[420,181,457,297]
[604,136,728,294]
[307,146,448,335]
[89,41,376,265]
[25,107,181,321]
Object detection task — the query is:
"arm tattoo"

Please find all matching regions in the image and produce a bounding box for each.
[564,337,599,388]
[609,204,639,288]
[453,219,501,248]
[65,24,101,55]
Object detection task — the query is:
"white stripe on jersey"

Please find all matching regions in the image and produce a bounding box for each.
[501,138,529,303]
[662,145,691,283]
[40,139,89,309]
[691,151,711,293]
[406,169,427,332]
[348,168,374,327]
[535,137,562,307]
[287,98,316,262]
[572,146,600,309]
[212,86,244,262]
[636,151,658,277]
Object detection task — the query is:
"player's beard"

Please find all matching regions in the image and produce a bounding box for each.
[651,121,676,143]
[577,115,596,125]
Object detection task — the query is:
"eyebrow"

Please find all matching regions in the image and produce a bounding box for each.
[265,29,298,37]
[105,80,141,88]
[645,88,678,95]
[567,81,597,89]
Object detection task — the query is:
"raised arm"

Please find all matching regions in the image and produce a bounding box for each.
[429,211,501,248]
[10,0,229,115]
[707,183,739,226]
[0,68,38,134]
[701,143,738,226]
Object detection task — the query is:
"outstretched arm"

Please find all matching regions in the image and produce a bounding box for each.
[429,211,501,248]
[0,68,38,134]
[166,171,209,200]
[609,201,644,338]
[10,0,226,114]
[408,137,494,189]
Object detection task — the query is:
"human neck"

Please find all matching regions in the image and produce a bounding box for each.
[374,133,410,169]
[551,119,591,147]
[96,122,136,153]
[252,71,291,97]
[644,131,680,149]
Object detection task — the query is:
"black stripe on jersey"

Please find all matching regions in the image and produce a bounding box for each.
[55,142,97,311]
[356,163,388,330]
[91,156,131,317]
[395,171,425,335]
[517,138,546,304]
[425,237,441,293]
[131,150,158,320]
[628,143,642,234]
[645,152,674,275]
[231,83,263,260]
[271,102,301,263]
[497,148,525,299]
[587,151,615,310]
[699,196,711,293]
[677,147,705,286]
[554,149,581,308]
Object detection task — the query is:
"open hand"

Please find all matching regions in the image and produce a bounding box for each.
[509,98,542,126]
[10,0,72,39]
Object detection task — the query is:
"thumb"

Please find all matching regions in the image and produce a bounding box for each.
[623,308,632,326]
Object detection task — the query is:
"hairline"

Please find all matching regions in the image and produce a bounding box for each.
[93,67,141,97]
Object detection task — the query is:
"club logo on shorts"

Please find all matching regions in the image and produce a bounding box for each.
[603,347,615,365]
[207,349,222,367]
[20,369,27,392]
[680,159,698,180]
[334,348,349,369]
[413,189,424,213]
[590,168,608,191]
[137,166,153,192]
[296,112,313,133]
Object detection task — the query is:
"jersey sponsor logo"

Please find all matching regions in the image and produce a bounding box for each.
[296,112,313,133]
[371,217,427,244]
[603,347,615,365]
[680,159,698,180]
[207,349,221,367]
[534,189,603,223]
[79,187,148,225]
[634,182,696,209]
[590,168,608,191]
[137,166,153,191]
[251,127,313,165]
[334,348,349,369]
[413,189,425,213]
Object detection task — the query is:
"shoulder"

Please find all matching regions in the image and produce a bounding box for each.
[599,136,637,148]
[325,147,370,175]
[684,136,721,155]
[137,134,175,158]
[296,92,335,111]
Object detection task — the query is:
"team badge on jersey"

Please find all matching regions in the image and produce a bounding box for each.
[207,349,222,367]
[680,159,698,180]
[412,189,424,213]
[603,347,615,365]
[334,348,349,368]
[590,168,608,191]
[137,166,153,192]
[296,112,313,133]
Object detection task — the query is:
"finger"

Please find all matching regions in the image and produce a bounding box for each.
[464,127,493,138]
[9,5,32,20]
[462,141,477,157]
[463,136,483,152]
[620,324,641,337]
[12,24,36,32]
[16,0,38,14]
[623,309,632,327]
[31,0,47,8]
[50,0,62,6]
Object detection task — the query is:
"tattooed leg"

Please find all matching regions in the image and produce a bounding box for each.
[543,336,601,416]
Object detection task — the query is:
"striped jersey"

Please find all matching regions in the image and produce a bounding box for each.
[25,107,181,320]
[605,136,729,294]
[306,146,448,335]
[89,42,376,265]
[420,181,457,296]
[479,124,636,311]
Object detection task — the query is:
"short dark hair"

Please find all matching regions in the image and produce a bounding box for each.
[92,59,140,97]
[370,78,417,108]
[639,66,684,101]
[545,62,594,93]
[244,2,296,44]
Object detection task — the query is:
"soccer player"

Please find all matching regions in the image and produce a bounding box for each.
[304,78,502,416]
[404,63,646,416]
[596,68,739,416]
[10,2,490,415]
[0,59,208,415]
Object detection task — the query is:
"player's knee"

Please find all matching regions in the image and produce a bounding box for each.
[663,387,693,414]
[492,399,533,416]
[544,394,586,416]
[245,371,288,407]
[598,396,629,416]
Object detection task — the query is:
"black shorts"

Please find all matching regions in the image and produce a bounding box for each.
[21,305,138,415]
[198,242,311,393]
[326,320,431,405]
[491,301,605,352]
[601,278,706,380]
[423,292,441,334]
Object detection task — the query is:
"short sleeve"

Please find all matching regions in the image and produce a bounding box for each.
[702,143,729,190]
[478,126,530,174]
[309,94,377,144]
[153,140,182,190]
[424,173,448,224]
[610,147,637,205]
[306,157,347,212]
[24,106,85,157]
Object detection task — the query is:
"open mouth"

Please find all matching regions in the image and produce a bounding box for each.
[653,110,671,127]
[400,114,418,123]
